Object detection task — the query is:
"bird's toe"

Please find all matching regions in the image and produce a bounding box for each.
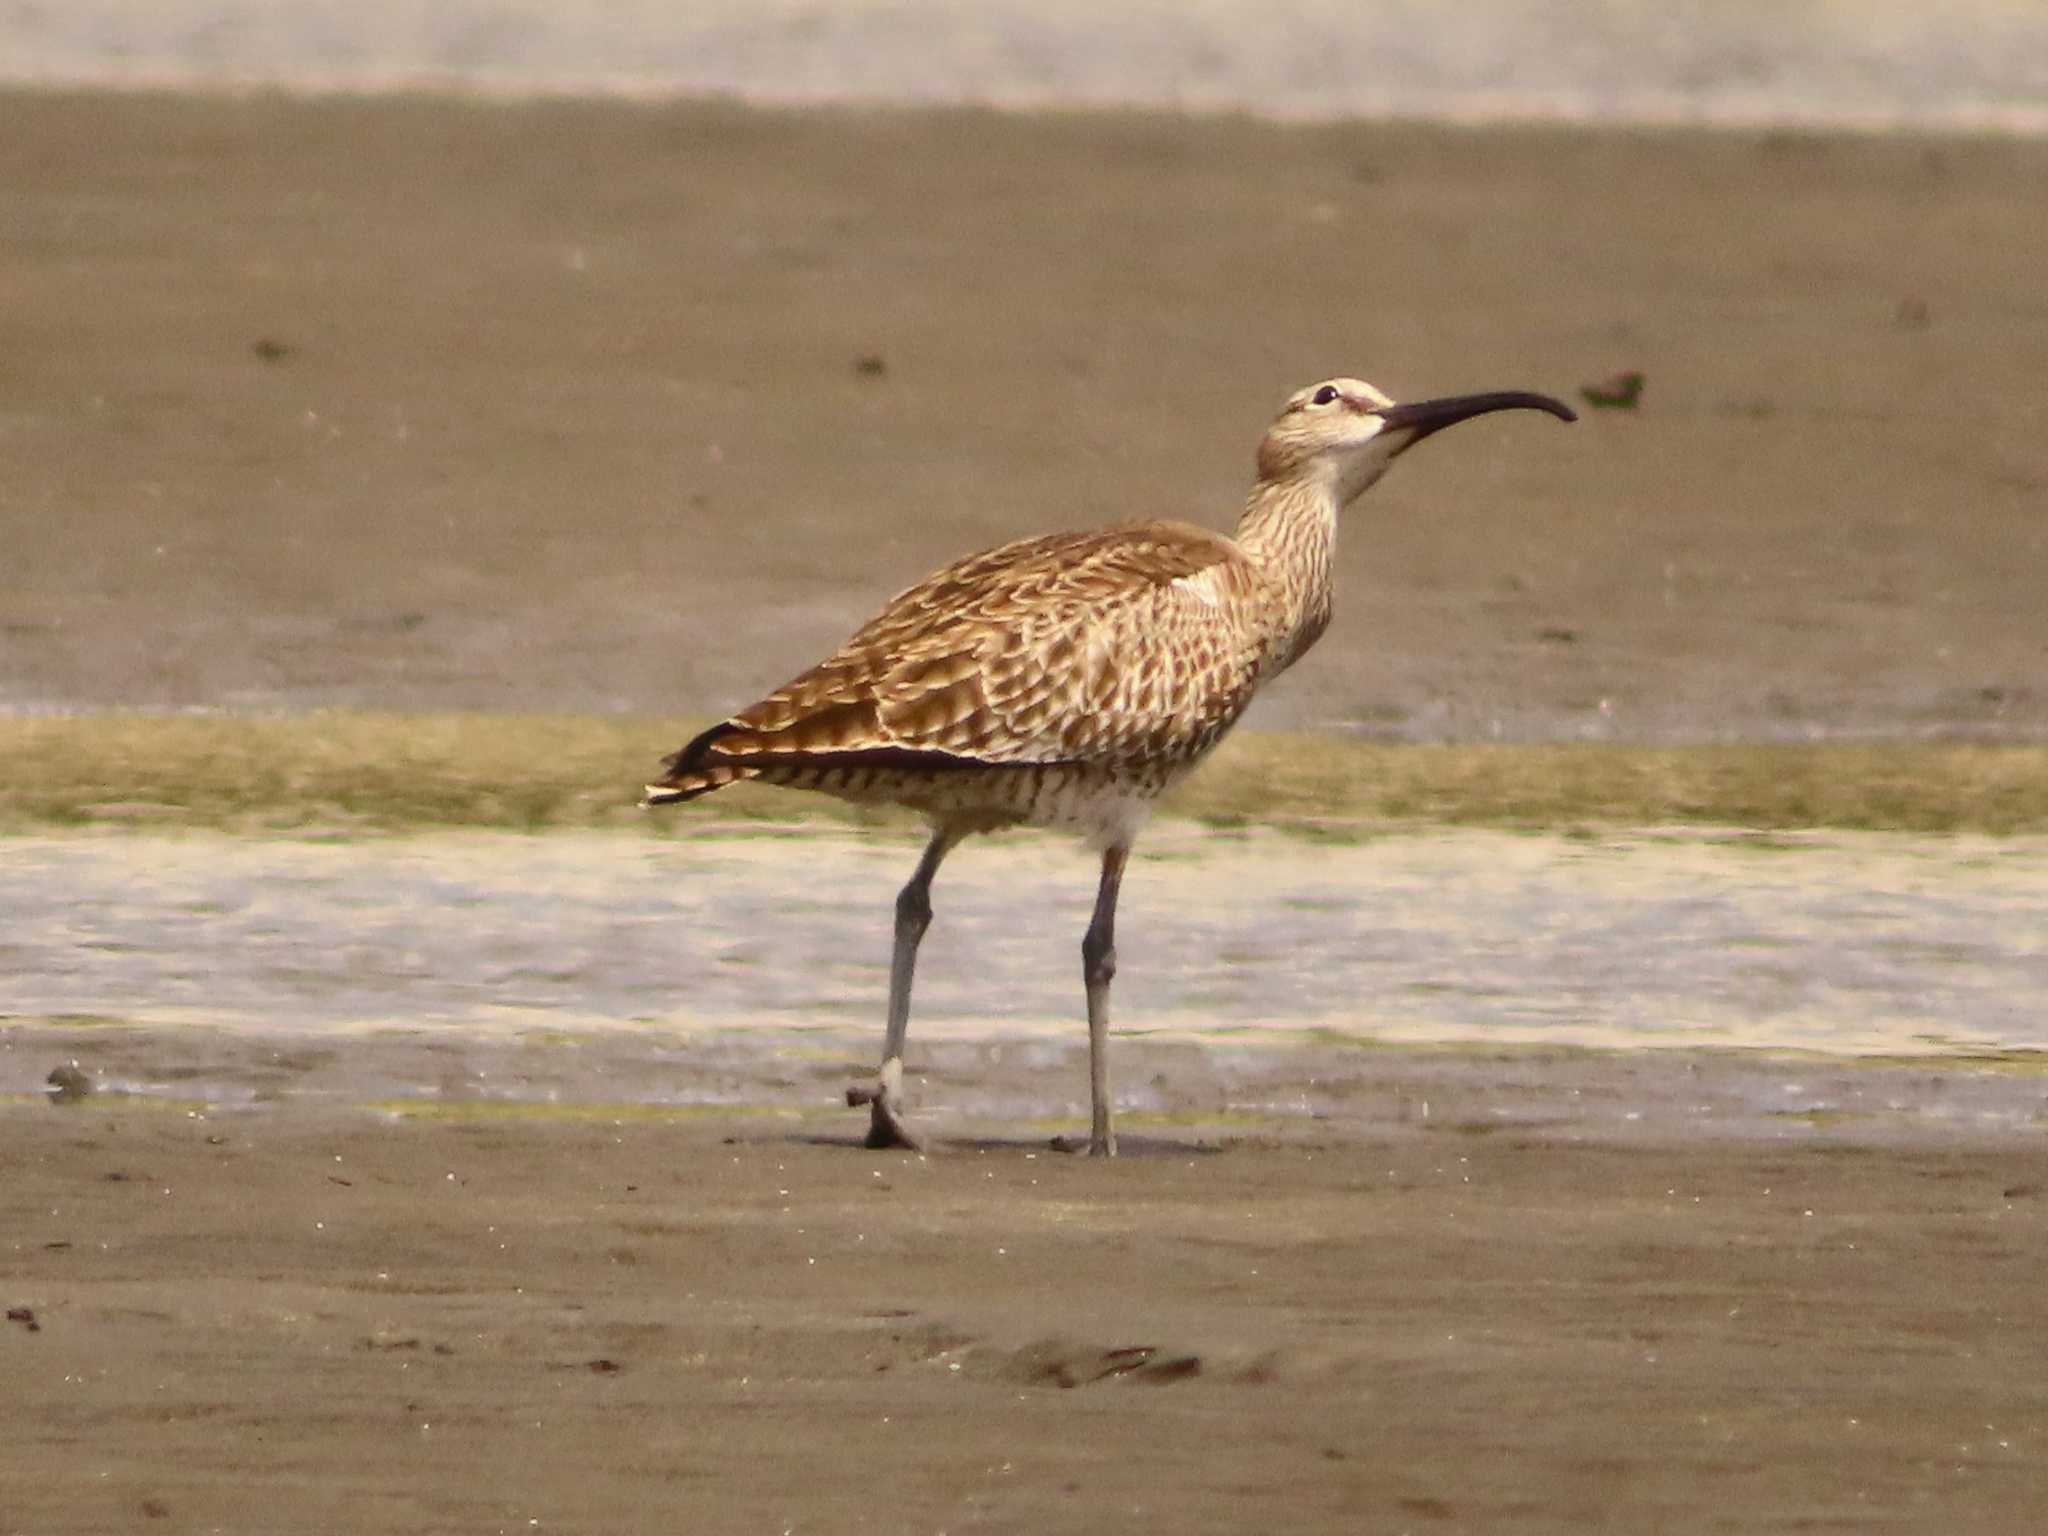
[858,1088,926,1152]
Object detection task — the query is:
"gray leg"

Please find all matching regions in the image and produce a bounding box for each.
[1080,844,1130,1157]
[847,826,961,1149]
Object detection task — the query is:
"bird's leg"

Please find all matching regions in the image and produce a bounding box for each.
[847,827,959,1150]
[1080,844,1130,1158]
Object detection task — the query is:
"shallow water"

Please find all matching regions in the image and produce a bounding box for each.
[5,827,2045,1137]
[6,824,2045,1044]
[8,3,2047,132]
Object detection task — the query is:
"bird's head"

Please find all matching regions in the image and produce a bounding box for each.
[1256,377,1576,502]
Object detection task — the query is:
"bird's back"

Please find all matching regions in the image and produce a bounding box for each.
[648,518,1297,835]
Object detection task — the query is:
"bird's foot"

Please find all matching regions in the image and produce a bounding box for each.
[846,1059,924,1151]
[1089,1109,1117,1158]
[1049,1129,1118,1158]
[845,1084,924,1150]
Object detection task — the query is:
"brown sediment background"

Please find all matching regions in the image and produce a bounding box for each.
[1,90,2044,740]
[6,1109,2048,1533]
[5,82,2048,1533]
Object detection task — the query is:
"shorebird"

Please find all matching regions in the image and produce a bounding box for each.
[645,377,1574,1155]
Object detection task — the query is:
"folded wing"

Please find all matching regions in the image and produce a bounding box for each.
[646,521,1265,804]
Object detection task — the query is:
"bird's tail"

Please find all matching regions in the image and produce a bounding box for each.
[641,722,762,808]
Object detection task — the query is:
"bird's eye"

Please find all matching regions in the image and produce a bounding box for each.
[1311,385,1340,406]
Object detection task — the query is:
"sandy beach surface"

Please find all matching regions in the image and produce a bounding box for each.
[4,1106,2046,1534]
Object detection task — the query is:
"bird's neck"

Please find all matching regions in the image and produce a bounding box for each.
[1232,471,1341,676]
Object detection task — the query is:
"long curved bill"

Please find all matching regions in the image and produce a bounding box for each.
[1377,390,1577,448]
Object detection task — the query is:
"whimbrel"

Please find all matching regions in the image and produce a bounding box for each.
[646,377,1574,1155]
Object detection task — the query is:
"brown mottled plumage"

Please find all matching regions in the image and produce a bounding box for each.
[647,377,1574,1155]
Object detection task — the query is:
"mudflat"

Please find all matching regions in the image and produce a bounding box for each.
[5,90,2048,1535]
[2,91,2044,739]
[3,1108,2044,1533]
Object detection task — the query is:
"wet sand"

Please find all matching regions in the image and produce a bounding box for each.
[4,1108,2046,1533]
[2,91,2045,739]
[5,823,2048,1530]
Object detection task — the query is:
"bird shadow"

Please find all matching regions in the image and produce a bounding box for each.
[779,1130,1231,1158]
